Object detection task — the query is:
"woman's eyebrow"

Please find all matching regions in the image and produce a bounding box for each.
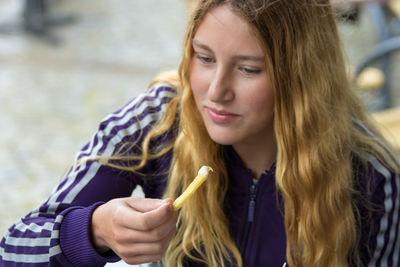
[232,55,264,62]
[192,39,264,62]
[192,40,213,52]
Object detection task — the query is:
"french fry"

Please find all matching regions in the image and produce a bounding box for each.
[173,166,213,210]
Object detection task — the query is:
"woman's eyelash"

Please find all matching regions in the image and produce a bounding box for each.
[241,67,261,74]
[196,54,215,63]
[195,53,261,74]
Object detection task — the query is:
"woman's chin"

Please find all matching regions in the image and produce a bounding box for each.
[207,132,237,146]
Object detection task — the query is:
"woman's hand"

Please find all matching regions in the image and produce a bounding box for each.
[91,197,177,265]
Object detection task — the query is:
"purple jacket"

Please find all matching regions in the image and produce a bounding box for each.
[1,84,399,266]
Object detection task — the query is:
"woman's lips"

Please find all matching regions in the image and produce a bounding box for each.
[206,107,239,123]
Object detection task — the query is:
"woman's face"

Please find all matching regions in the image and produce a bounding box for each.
[190,5,274,148]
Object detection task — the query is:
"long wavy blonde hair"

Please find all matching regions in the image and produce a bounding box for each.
[102,1,399,266]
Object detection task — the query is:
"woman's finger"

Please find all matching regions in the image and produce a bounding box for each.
[117,227,176,263]
[117,213,177,243]
[121,199,174,231]
[121,253,164,266]
[125,197,173,213]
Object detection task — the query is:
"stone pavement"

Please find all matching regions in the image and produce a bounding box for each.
[0,1,398,266]
[0,2,186,266]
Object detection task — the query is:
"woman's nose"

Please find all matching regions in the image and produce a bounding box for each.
[208,68,234,102]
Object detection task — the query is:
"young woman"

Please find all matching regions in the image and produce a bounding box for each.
[1,1,399,266]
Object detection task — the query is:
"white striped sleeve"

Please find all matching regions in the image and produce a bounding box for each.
[367,156,400,267]
[0,83,177,266]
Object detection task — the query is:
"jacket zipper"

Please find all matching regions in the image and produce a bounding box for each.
[239,180,258,254]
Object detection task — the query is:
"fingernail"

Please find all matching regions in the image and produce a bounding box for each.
[165,203,173,211]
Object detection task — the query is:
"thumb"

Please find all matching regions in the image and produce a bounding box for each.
[125,197,171,213]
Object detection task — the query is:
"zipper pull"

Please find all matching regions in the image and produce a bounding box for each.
[247,183,257,222]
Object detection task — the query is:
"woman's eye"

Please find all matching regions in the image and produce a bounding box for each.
[196,54,215,64]
[241,67,261,75]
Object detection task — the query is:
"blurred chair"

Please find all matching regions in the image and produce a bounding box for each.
[353,0,400,110]
[22,0,76,43]
[372,106,400,153]
[0,0,77,44]
[333,0,400,153]
[23,0,46,35]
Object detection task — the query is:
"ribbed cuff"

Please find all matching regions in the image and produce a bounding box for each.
[60,203,120,266]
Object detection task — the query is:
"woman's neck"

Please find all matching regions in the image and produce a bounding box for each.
[233,138,277,179]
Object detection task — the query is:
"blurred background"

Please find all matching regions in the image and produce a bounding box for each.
[0,0,399,266]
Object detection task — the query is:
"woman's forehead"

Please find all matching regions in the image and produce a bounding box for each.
[193,5,264,55]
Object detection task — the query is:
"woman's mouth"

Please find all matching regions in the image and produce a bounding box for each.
[206,107,239,124]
